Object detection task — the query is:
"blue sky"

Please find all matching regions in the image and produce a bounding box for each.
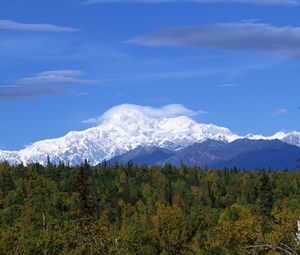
[1,0,300,150]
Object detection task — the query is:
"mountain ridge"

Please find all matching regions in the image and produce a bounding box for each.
[0,104,299,166]
[109,139,300,170]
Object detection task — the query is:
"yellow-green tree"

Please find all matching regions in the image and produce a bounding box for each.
[211,204,263,255]
[152,203,190,255]
[263,207,300,255]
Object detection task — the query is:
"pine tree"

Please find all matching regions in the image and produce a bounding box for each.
[258,173,274,232]
[75,160,94,220]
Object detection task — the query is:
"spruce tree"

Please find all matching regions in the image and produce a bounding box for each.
[258,173,274,232]
[75,160,94,220]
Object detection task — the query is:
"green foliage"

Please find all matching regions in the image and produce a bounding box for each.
[0,161,300,254]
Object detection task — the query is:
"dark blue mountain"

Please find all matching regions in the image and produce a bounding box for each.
[109,139,300,170]
[108,146,175,166]
[160,139,300,170]
[215,147,300,170]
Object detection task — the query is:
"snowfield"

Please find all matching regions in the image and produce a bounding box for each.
[0,104,299,165]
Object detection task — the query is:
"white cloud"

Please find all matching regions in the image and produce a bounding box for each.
[273,108,288,116]
[83,104,198,124]
[17,70,97,85]
[0,19,78,32]
[84,0,298,6]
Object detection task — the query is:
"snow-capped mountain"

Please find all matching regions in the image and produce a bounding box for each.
[0,104,299,166]
[108,139,300,170]
[246,132,300,147]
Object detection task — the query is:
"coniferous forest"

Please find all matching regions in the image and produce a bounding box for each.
[1,160,300,255]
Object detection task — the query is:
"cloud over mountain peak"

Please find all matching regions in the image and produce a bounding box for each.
[84,104,198,124]
[0,104,299,166]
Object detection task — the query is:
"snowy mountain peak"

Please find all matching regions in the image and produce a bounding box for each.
[0,104,299,166]
[246,131,300,147]
[246,131,287,141]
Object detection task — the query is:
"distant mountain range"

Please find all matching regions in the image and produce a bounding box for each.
[0,104,300,169]
[109,139,300,170]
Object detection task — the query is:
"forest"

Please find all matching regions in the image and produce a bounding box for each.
[1,159,300,255]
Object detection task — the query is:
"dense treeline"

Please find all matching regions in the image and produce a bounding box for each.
[1,160,300,254]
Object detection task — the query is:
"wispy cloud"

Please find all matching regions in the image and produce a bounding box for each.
[197,110,208,114]
[272,108,288,116]
[0,70,95,102]
[0,86,64,102]
[118,68,221,81]
[218,83,239,88]
[83,0,298,6]
[103,64,267,83]
[0,19,78,32]
[17,70,97,85]
[129,22,300,59]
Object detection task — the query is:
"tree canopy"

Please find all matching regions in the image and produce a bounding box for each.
[0,161,300,254]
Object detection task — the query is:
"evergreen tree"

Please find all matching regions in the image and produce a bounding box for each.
[75,160,94,220]
[258,173,274,232]
[1,162,300,254]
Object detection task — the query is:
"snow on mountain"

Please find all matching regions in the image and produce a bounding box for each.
[245,132,287,141]
[0,104,299,166]
[281,132,300,147]
[246,131,300,147]
[0,104,240,165]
